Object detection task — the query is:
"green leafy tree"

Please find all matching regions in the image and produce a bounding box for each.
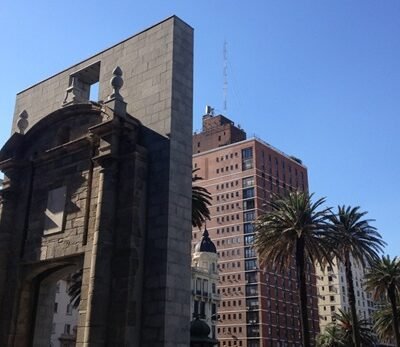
[255,191,332,347]
[328,206,385,347]
[365,255,400,346]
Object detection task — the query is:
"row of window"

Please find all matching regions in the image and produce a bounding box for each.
[216,191,240,201]
[219,299,242,308]
[215,152,239,162]
[218,325,243,334]
[216,210,256,223]
[219,312,243,321]
[216,225,241,234]
[216,180,239,190]
[220,273,241,282]
[219,286,242,295]
[218,261,241,270]
[218,248,241,258]
[216,164,239,174]
[216,202,240,212]
[216,214,240,223]
[216,237,241,247]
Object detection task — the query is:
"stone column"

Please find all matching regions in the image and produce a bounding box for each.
[77,108,121,346]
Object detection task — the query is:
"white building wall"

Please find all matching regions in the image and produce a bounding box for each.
[50,279,78,347]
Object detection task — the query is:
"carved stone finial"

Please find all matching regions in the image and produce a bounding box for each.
[17,110,29,134]
[108,66,124,101]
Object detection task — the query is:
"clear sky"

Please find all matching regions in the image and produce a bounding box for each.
[0,1,399,256]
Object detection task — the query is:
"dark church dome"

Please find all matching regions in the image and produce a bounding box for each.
[190,317,211,338]
[194,228,217,254]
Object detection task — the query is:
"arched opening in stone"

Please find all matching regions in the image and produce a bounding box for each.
[28,263,82,347]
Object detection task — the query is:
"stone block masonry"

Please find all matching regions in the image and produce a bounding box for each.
[0,15,193,347]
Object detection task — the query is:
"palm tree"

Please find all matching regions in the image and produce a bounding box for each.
[68,270,82,308]
[254,191,332,347]
[364,255,400,346]
[192,168,212,229]
[372,300,400,344]
[317,309,376,347]
[68,168,213,307]
[317,324,346,347]
[328,206,385,347]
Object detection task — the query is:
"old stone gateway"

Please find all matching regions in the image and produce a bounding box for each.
[0,16,193,347]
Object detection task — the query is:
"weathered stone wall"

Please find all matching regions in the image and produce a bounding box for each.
[1,15,193,347]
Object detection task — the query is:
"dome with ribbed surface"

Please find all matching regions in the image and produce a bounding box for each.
[194,228,216,254]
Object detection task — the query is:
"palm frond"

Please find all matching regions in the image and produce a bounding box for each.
[255,191,333,271]
[328,205,385,266]
[67,269,83,308]
[192,169,212,229]
[373,302,400,342]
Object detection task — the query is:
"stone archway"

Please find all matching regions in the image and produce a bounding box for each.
[9,258,82,347]
[31,262,82,347]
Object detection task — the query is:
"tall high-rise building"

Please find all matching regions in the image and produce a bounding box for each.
[316,258,376,331]
[192,109,320,347]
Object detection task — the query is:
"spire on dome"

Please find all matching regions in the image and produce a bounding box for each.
[194,226,217,253]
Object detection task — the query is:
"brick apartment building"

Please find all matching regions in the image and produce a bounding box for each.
[192,108,320,347]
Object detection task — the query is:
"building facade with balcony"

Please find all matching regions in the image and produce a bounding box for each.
[192,109,320,347]
[191,228,220,340]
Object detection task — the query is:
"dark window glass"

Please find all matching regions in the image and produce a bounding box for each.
[243,188,254,198]
[245,259,257,270]
[243,199,255,210]
[243,211,255,222]
[244,223,255,234]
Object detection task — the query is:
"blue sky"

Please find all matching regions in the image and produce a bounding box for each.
[0,1,399,255]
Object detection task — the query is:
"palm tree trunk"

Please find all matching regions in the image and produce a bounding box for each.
[296,237,311,347]
[388,285,400,347]
[344,252,361,347]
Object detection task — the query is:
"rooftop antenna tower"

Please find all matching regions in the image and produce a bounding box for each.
[223,39,228,113]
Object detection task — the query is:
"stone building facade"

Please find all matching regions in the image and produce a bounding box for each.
[0,16,193,347]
